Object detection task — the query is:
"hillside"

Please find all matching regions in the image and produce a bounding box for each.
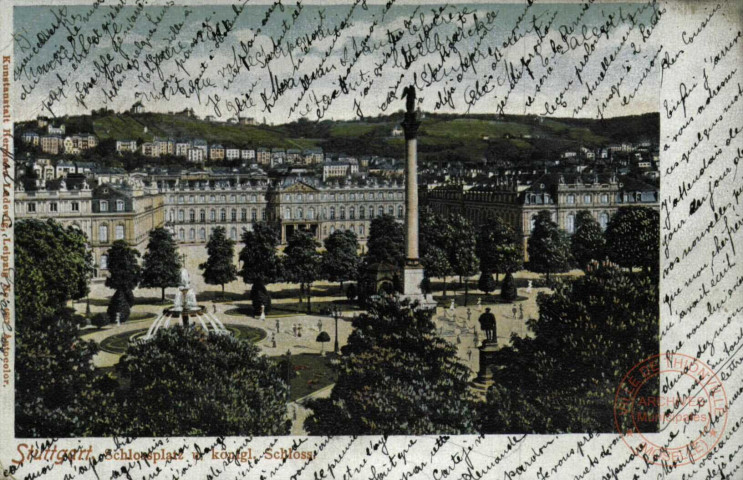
[17,111,659,165]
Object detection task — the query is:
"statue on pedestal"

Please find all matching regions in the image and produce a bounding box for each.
[478,308,496,344]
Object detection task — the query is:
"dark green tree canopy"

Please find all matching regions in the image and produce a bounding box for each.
[284,230,322,286]
[15,219,93,322]
[115,327,290,436]
[446,213,480,278]
[239,221,282,285]
[419,208,454,279]
[105,240,141,295]
[200,226,238,292]
[527,211,572,279]
[476,218,523,276]
[366,214,404,267]
[305,297,476,435]
[140,227,181,299]
[15,220,113,437]
[570,211,607,269]
[322,229,360,284]
[478,261,658,433]
[605,207,659,273]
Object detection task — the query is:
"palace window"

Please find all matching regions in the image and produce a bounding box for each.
[115,225,125,240]
[340,207,345,220]
[297,207,304,220]
[359,225,365,236]
[99,225,108,242]
[583,194,592,204]
[178,210,184,222]
[388,205,394,215]
[308,208,315,220]
[100,200,108,212]
[199,228,206,240]
[189,229,195,240]
[49,202,58,212]
[567,194,576,204]
[349,207,355,219]
[330,207,336,219]
[285,207,292,220]
[398,205,404,218]
[220,209,227,221]
[210,209,216,222]
[359,206,365,219]
[251,208,257,221]
[230,228,237,240]
[599,212,609,230]
[241,209,247,221]
[566,214,575,234]
[27,202,36,213]
[200,210,206,222]
[231,209,237,222]
[600,194,609,204]
[189,210,195,222]
[71,201,79,212]
[378,206,384,217]
[100,254,108,270]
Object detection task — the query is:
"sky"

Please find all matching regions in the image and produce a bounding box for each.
[12,1,662,122]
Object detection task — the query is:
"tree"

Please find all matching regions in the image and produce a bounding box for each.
[305,296,477,435]
[478,261,658,433]
[200,226,238,297]
[446,214,479,306]
[322,230,360,293]
[140,227,181,302]
[316,331,331,354]
[500,271,517,302]
[476,219,523,281]
[107,289,132,323]
[527,211,571,282]
[346,283,358,301]
[91,312,109,329]
[239,222,282,313]
[419,208,454,297]
[605,207,659,275]
[15,219,93,323]
[570,211,607,269]
[478,272,497,296]
[284,230,322,314]
[105,240,141,304]
[366,214,405,267]
[15,220,114,437]
[114,326,290,436]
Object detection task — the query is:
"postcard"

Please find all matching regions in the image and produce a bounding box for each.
[0,0,741,478]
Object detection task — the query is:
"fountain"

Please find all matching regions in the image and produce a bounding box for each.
[141,266,230,341]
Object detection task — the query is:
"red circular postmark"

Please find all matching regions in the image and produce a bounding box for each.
[614,353,728,467]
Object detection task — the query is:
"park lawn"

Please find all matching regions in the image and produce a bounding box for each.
[270,353,336,401]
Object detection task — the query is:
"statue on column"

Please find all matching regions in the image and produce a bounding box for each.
[401,85,416,114]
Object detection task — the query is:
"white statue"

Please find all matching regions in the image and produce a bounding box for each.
[185,290,198,310]
[259,305,266,321]
[477,298,482,312]
[179,267,191,289]
[527,280,533,294]
[449,299,455,312]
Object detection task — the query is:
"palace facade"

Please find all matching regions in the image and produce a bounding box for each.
[426,173,659,259]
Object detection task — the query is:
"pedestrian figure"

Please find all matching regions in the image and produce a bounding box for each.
[476,298,482,312]
[271,334,276,348]
[456,335,461,345]
[298,324,302,338]
[317,319,323,332]
[478,308,496,343]
[276,318,280,333]
[512,306,518,318]
[213,304,217,314]
[467,349,473,361]
[293,324,297,337]
[259,305,266,321]
[449,299,456,313]
[527,280,533,294]
[467,308,472,324]
[519,304,524,319]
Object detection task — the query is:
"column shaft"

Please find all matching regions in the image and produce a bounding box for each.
[405,137,419,263]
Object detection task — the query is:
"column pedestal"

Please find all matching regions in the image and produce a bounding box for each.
[472,341,500,391]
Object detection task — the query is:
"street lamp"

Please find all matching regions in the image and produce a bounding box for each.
[331,305,341,354]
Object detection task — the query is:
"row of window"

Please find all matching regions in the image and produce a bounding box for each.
[564,193,643,205]
[98,224,125,242]
[170,208,266,223]
[26,201,80,213]
[174,194,261,204]
[98,200,125,212]
[283,192,402,202]
[529,212,610,233]
[284,205,403,220]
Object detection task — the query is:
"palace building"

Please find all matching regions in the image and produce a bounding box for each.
[427,173,659,259]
